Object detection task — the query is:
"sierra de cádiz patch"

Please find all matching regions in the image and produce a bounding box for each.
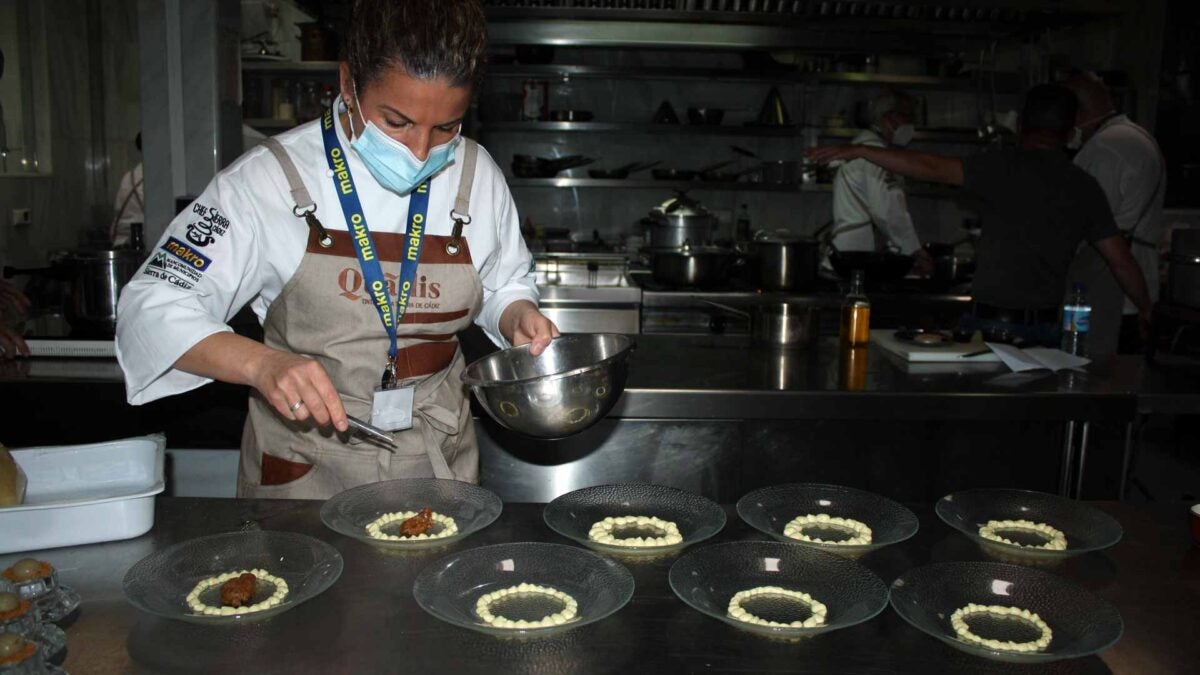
[143,251,196,289]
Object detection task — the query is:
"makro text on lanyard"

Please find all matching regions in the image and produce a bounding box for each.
[320,106,430,387]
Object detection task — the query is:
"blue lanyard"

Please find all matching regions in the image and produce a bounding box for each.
[320,106,430,367]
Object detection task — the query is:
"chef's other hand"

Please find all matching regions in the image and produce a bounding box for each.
[502,300,561,357]
[0,280,30,315]
[247,349,349,432]
[0,325,30,360]
[805,145,865,165]
[911,248,935,277]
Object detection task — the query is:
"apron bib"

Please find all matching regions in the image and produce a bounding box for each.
[237,219,483,500]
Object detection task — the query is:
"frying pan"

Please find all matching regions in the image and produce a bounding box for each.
[588,160,660,180]
[652,159,735,182]
[512,154,597,179]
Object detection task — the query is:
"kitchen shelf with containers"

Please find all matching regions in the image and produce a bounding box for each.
[505,177,958,199]
[240,59,340,134]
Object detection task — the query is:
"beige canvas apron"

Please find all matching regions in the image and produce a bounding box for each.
[237,140,483,499]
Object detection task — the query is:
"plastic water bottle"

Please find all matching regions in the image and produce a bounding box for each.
[1061,282,1091,356]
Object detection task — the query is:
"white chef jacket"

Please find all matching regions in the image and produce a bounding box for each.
[829,129,921,255]
[1073,114,1166,313]
[116,113,538,405]
[110,163,144,247]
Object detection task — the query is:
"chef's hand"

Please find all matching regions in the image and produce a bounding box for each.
[502,300,561,357]
[247,349,349,432]
[0,326,29,360]
[0,280,30,315]
[806,145,866,165]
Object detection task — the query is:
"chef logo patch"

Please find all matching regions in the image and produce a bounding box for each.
[162,237,211,272]
[185,203,230,247]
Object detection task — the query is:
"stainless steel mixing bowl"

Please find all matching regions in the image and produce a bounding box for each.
[461,334,635,439]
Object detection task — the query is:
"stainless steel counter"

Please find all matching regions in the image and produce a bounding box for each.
[11,497,1199,674]
[4,336,1189,421]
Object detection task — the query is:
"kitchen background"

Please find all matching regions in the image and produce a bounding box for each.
[0,0,1197,272]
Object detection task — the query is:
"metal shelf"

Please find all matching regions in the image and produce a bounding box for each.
[486,64,1021,91]
[482,121,803,137]
[507,177,823,191]
[483,122,984,143]
[241,60,339,73]
[506,177,958,198]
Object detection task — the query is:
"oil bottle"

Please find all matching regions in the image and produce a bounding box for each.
[839,269,870,347]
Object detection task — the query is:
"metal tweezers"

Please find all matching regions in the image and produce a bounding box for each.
[346,415,397,452]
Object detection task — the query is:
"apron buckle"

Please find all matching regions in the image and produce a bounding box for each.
[447,210,471,257]
[295,205,334,248]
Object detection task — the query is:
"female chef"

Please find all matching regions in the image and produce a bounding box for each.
[116,0,558,499]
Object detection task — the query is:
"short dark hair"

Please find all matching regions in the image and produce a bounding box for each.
[345,0,487,91]
[1020,84,1078,137]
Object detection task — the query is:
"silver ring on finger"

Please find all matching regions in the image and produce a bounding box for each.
[289,401,304,412]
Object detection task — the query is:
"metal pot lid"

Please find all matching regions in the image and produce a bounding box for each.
[753,229,813,244]
[652,192,710,218]
[663,242,732,256]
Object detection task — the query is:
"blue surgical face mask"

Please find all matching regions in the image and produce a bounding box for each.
[348,87,459,194]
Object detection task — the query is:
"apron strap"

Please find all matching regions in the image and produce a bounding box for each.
[263,137,333,247]
[454,139,479,217]
[446,139,479,257]
[264,138,316,211]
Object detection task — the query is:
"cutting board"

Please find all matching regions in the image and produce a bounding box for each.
[870,329,1000,362]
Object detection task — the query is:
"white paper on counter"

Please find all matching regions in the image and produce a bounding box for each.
[985,343,1091,373]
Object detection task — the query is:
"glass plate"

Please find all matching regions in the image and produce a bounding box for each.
[543,483,726,556]
[669,540,890,637]
[737,483,919,554]
[890,561,1123,663]
[320,478,503,549]
[122,531,343,625]
[936,489,1123,560]
[413,542,634,637]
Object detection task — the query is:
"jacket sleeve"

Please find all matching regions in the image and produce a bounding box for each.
[862,162,922,255]
[115,174,264,404]
[472,151,539,347]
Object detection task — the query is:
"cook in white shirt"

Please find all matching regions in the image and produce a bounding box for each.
[116,0,558,498]
[1064,71,1165,355]
[829,89,933,275]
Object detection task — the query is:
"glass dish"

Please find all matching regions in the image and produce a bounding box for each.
[543,483,725,556]
[890,561,1123,663]
[669,540,889,637]
[737,483,919,554]
[321,478,503,550]
[122,531,343,625]
[1,561,79,624]
[413,542,634,637]
[936,489,1123,560]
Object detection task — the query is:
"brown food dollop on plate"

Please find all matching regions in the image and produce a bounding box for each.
[399,508,435,536]
[220,572,258,608]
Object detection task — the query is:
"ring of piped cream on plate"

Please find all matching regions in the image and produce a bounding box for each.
[783,514,873,546]
[475,583,579,629]
[588,515,683,548]
[185,569,289,616]
[366,510,458,541]
[726,586,828,629]
[978,519,1067,550]
[950,603,1053,652]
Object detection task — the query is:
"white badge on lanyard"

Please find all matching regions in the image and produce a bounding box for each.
[371,384,415,432]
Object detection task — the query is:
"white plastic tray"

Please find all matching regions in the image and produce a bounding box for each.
[1,435,166,554]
